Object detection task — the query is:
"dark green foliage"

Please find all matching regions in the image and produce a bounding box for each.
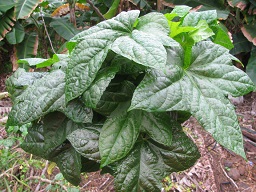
[6,7,254,191]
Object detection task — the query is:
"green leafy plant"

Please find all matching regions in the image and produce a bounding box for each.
[6,6,254,191]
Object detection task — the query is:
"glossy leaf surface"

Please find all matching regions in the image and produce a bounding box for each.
[113,123,200,191]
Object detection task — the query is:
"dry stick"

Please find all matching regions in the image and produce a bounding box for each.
[219,159,239,190]
[34,160,49,192]
[26,176,68,192]
[40,7,56,54]
[86,0,106,21]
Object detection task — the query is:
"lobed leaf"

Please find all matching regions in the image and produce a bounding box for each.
[130,41,254,158]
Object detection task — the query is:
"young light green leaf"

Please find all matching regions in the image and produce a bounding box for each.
[211,24,234,50]
[130,41,254,158]
[99,108,142,167]
[111,30,167,69]
[189,20,214,43]
[18,54,59,68]
[81,66,119,108]
[113,124,199,191]
[140,112,172,147]
[67,126,101,161]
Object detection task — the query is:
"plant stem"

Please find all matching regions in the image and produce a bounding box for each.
[40,7,56,55]
[86,0,106,21]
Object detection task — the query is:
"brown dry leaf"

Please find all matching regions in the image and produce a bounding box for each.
[51,3,90,17]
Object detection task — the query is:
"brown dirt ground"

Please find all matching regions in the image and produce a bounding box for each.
[1,73,256,191]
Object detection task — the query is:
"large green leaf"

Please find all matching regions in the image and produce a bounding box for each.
[111,30,167,69]
[0,1,15,12]
[53,146,82,186]
[0,8,15,41]
[16,32,38,59]
[7,70,65,126]
[81,66,119,108]
[5,21,24,44]
[21,112,74,159]
[8,69,93,126]
[136,12,170,35]
[50,18,80,40]
[22,119,82,186]
[99,104,142,167]
[130,41,254,158]
[113,123,200,191]
[15,0,43,19]
[182,10,217,27]
[140,112,172,147]
[67,125,101,161]
[65,10,140,102]
[5,68,47,99]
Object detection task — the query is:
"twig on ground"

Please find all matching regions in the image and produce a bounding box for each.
[26,176,68,192]
[0,165,20,178]
[35,160,49,192]
[219,159,239,190]
[86,0,106,20]
[184,172,204,191]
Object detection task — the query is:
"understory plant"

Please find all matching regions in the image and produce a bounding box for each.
[6,6,255,191]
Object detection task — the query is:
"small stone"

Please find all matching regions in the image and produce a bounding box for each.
[227,168,240,181]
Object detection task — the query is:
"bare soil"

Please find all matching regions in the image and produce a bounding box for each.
[1,73,256,191]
